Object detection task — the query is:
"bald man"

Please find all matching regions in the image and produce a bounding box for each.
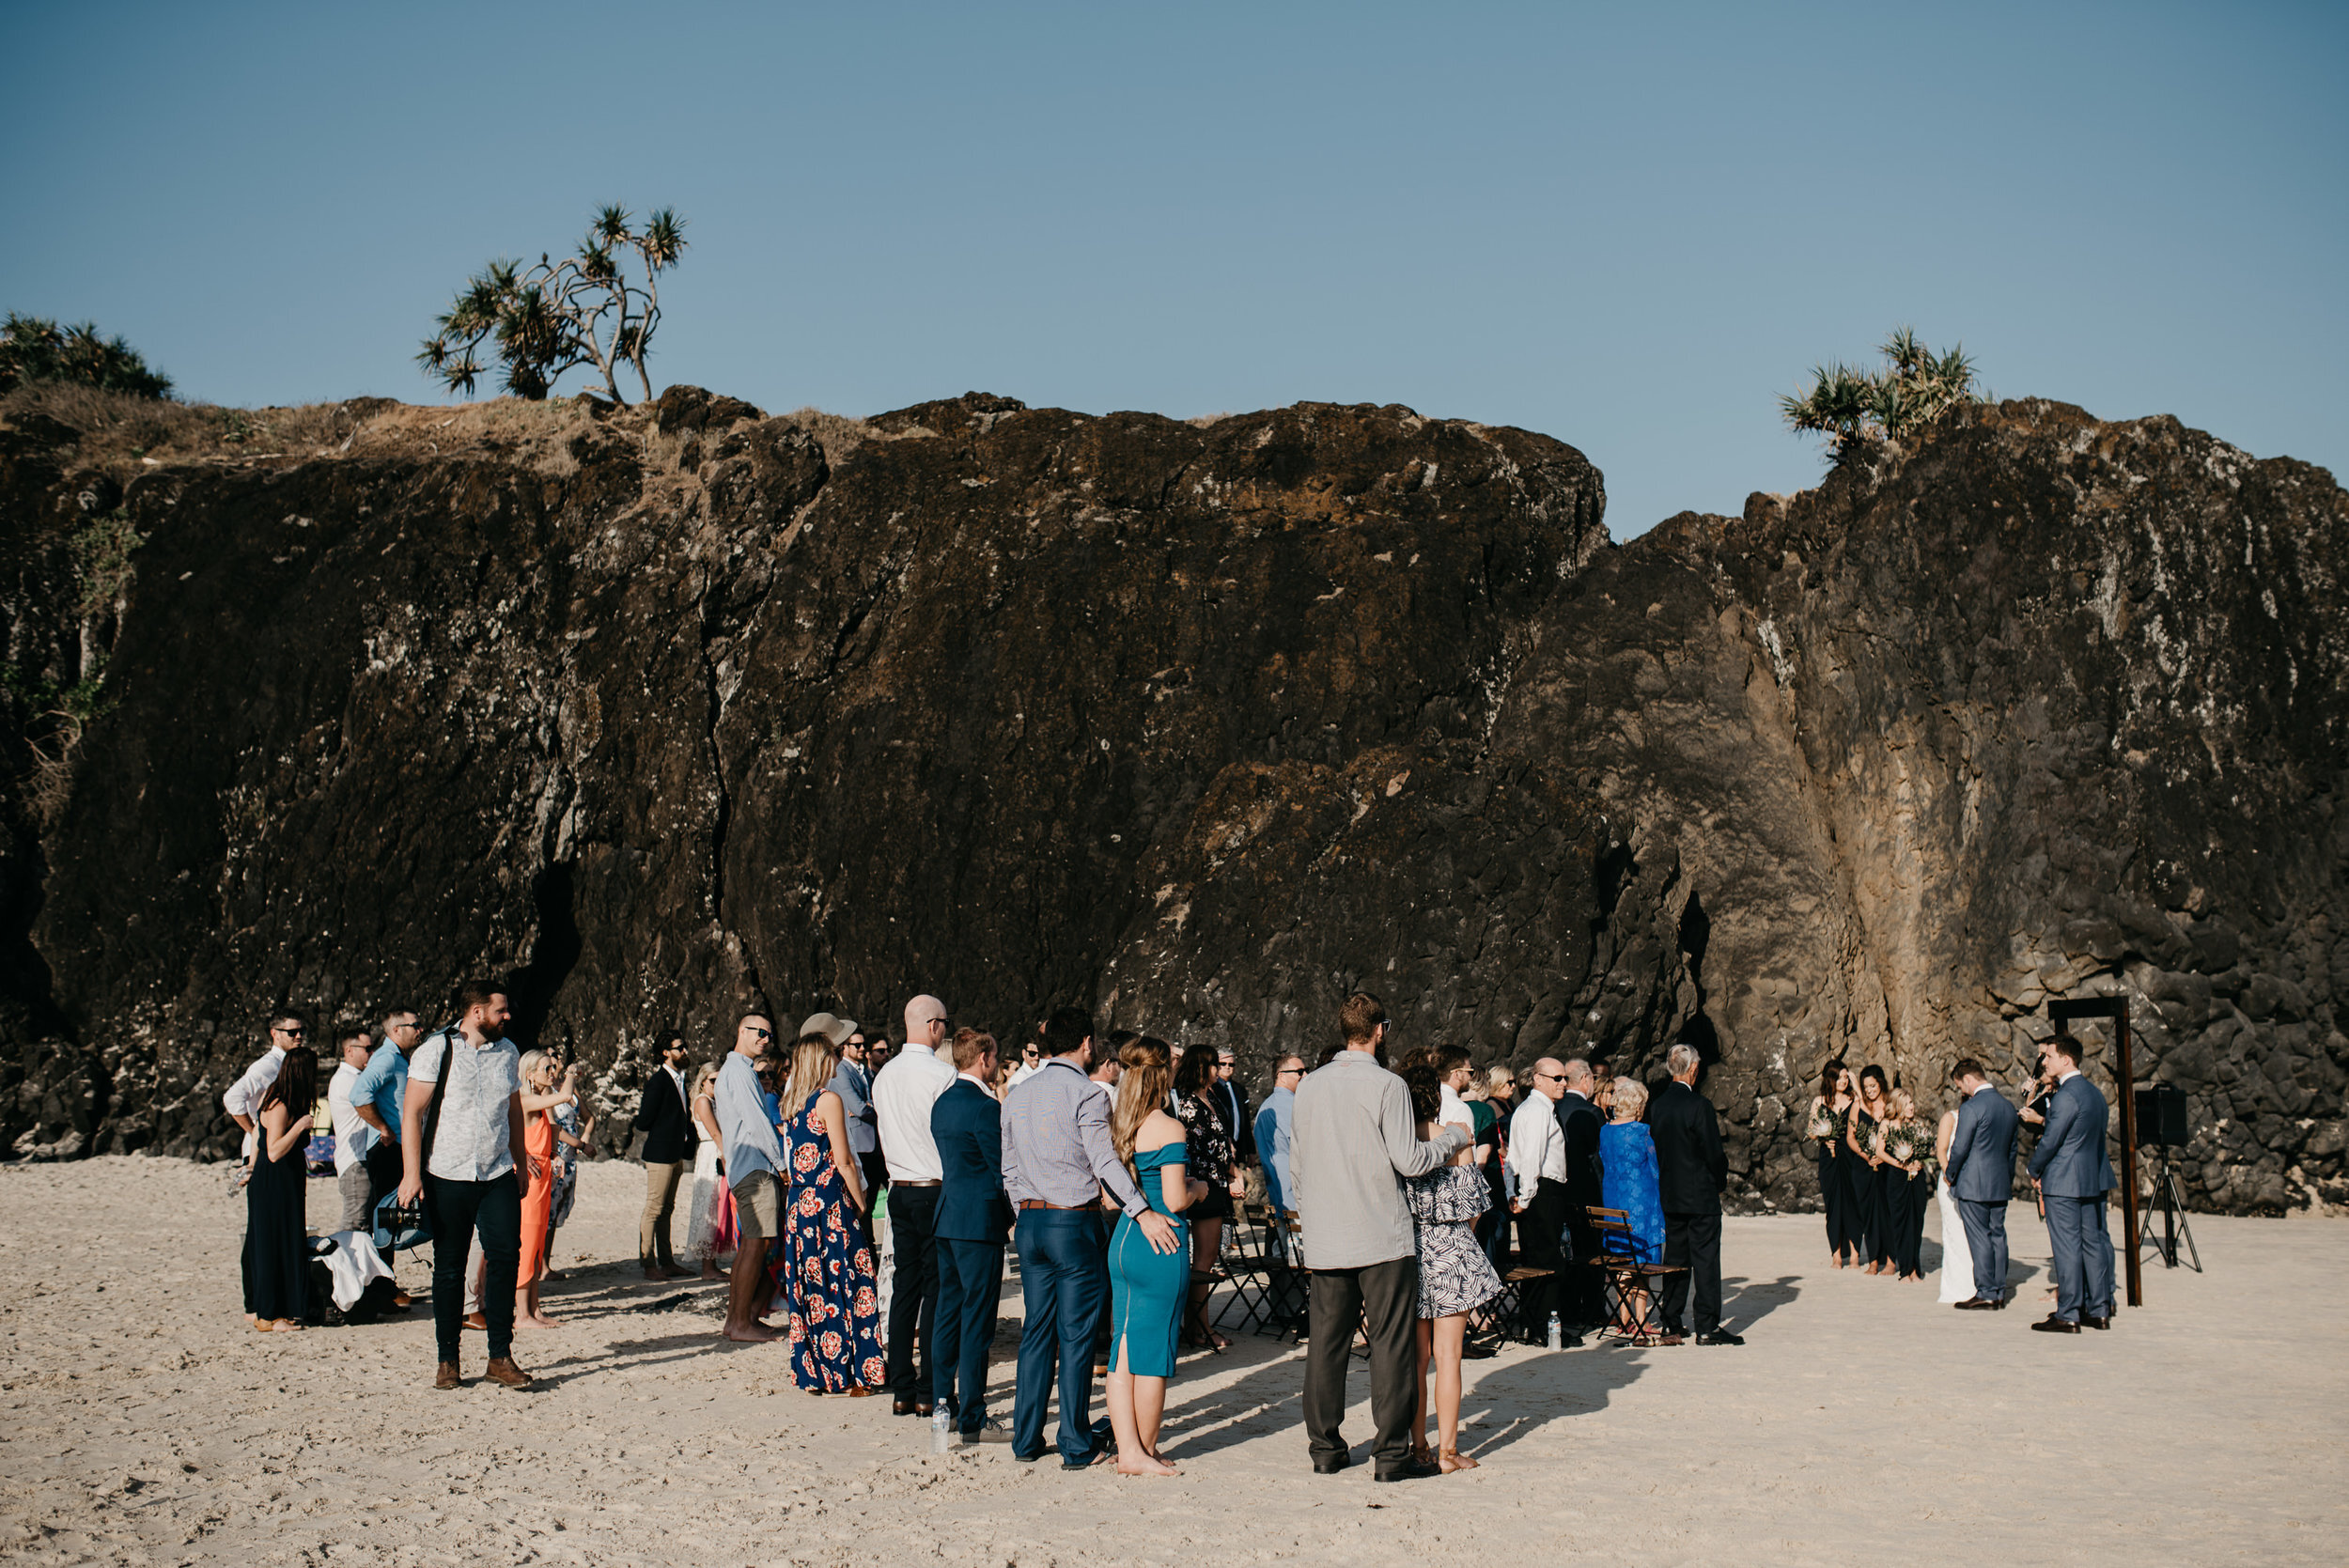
[1507,1057,1579,1346]
[873,993,955,1415]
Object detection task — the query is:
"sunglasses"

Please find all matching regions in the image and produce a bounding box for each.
[746,1027,772,1040]
[273,1027,305,1038]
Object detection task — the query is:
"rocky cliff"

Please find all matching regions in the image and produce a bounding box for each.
[0,385,2340,1212]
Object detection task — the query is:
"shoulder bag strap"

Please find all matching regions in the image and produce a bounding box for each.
[417,1030,459,1172]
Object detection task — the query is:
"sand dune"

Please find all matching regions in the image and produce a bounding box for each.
[1,1157,2341,1566]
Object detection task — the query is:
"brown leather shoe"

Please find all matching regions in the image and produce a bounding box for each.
[483,1357,535,1388]
[434,1361,462,1389]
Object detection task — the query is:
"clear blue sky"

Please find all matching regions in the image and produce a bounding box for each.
[6,2,2343,536]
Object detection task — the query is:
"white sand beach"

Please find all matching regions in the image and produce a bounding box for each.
[1,1157,2341,1567]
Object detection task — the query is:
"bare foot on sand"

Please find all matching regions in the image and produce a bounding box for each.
[1117,1452,1181,1478]
[518,1311,560,1328]
[723,1319,782,1343]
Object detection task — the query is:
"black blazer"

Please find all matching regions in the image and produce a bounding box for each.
[1650,1079,1728,1215]
[1218,1079,1257,1164]
[637,1067,698,1165]
[1555,1091,1605,1209]
[932,1079,1013,1246]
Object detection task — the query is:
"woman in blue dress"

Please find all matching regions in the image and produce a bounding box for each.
[774,1034,886,1395]
[1106,1037,1203,1478]
[1599,1077,1667,1336]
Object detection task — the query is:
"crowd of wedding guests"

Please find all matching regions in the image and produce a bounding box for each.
[226,974,1759,1477]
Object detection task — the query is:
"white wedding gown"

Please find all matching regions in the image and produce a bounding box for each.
[1936,1176,1976,1303]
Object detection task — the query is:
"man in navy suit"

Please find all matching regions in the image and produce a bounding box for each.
[931,1029,1014,1440]
[2026,1033,2118,1333]
[1941,1056,2021,1310]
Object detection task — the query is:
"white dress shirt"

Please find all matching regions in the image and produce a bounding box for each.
[1507,1093,1566,1192]
[327,1061,374,1173]
[872,1043,957,1181]
[222,1044,286,1159]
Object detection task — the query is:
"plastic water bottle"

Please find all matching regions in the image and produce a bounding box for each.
[930,1405,954,1453]
[1546,1312,1563,1351]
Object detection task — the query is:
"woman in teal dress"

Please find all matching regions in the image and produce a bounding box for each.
[1106,1037,1204,1479]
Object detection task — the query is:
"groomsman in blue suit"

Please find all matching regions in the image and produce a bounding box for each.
[1942,1057,2020,1310]
[2026,1033,2118,1334]
[931,1029,1014,1440]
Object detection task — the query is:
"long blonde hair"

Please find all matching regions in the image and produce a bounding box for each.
[1111,1036,1174,1169]
[784,1035,842,1112]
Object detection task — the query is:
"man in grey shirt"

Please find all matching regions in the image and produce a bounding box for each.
[1001,1006,1177,1468]
[715,1014,787,1343]
[1292,992,1467,1482]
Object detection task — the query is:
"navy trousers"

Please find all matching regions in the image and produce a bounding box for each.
[932,1237,1003,1433]
[2046,1192,2115,1322]
[1012,1209,1112,1465]
[1956,1197,2010,1301]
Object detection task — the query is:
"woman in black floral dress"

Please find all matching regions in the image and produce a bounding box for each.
[1173,1046,1237,1351]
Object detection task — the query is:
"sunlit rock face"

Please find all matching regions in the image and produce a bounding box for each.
[0,389,2339,1214]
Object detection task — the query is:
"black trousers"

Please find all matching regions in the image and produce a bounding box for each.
[1516,1176,1572,1337]
[1089,1207,1119,1365]
[885,1184,941,1397]
[1302,1255,1419,1474]
[858,1150,888,1208]
[427,1172,520,1362]
[1661,1208,1723,1336]
[1870,1165,1904,1266]
[1562,1193,1604,1324]
[1895,1172,1932,1276]
[1821,1148,1858,1260]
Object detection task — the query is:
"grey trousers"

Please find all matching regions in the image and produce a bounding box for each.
[1302,1256,1419,1475]
[336,1164,373,1234]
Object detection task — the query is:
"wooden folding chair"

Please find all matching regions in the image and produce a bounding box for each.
[1585,1205,1683,1345]
[1214,1202,1281,1332]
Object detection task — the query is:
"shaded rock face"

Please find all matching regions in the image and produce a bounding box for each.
[0,389,2339,1213]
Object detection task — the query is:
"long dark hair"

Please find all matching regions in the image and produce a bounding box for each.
[1172,1041,1217,1099]
[1819,1059,1849,1103]
[260,1048,318,1118]
[1858,1063,1889,1106]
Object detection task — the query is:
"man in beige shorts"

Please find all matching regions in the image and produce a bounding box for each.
[714,1014,787,1342]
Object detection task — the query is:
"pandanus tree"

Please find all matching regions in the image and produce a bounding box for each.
[1780,327,1985,463]
[0,314,173,398]
[418,205,687,403]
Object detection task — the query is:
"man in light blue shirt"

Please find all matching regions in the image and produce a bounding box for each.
[715,1014,787,1343]
[350,1007,420,1216]
[1253,1057,1303,1212]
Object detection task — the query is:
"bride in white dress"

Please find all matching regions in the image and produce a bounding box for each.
[1934,1106,1976,1303]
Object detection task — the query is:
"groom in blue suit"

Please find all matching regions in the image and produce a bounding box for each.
[2027,1033,2118,1333]
[1941,1056,2020,1310]
[932,1031,1014,1438]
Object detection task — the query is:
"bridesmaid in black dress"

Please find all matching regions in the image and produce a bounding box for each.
[1845,1065,1897,1276]
[242,1048,316,1332]
[1807,1063,1858,1266]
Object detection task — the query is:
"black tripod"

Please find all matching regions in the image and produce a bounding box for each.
[2139,1149,2201,1272]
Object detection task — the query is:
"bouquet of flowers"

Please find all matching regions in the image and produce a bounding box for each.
[1805,1101,1838,1141]
[1882,1120,1923,1167]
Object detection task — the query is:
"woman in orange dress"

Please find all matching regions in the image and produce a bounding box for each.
[515,1051,579,1329]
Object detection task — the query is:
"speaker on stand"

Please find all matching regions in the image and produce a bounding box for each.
[2133,1084,2201,1272]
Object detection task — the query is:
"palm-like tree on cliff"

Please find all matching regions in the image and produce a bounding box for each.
[1781,328,1985,462]
[418,205,687,404]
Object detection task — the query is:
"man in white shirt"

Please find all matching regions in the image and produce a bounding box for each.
[872,993,954,1415]
[1507,1059,1579,1346]
[397,981,531,1392]
[326,1028,381,1234]
[1006,1029,1044,1090]
[223,1011,303,1163]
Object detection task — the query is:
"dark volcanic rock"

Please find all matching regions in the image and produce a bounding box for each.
[0,388,2340,1216]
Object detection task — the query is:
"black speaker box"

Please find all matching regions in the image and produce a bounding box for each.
[2135,1083,2188,1148]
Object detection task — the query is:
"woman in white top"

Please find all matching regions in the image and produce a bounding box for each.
[682,1063,733,1280]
